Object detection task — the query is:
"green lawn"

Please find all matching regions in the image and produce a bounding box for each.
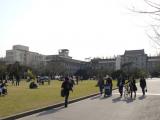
[0,80,117,118]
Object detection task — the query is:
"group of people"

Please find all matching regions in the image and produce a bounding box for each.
[97,76,113,97]
[97,75,147,99]
[61,75,147,108]
[117,76,138,99]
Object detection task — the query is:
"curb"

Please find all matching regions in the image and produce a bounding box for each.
[0,88,118,120]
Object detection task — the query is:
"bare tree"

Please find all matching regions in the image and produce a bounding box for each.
[131,0,160,46]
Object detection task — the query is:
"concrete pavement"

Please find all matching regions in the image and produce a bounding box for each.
[18,78,160,120]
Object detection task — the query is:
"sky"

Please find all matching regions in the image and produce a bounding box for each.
[0,0,159,60]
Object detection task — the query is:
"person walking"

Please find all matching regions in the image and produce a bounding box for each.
[97,76,104,95]
[129,77,137,99]
[140,77,147,96]
[61,77,73,108]
[104,76,112,97]
[117,75,125,97]
[106,76,113,95]
[15,75,20,86]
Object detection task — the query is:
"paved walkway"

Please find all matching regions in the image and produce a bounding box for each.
[18,78,160,120]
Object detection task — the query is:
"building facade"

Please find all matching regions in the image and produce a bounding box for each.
[90,58,116,72]
[5,45,160,75]
[121,49,148,72]
[147,56,160,73]
[45,49,86,75]
[6,45,45,69]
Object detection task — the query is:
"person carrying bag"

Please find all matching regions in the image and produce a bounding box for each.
[61,77,73,107]
[140,77,147,96]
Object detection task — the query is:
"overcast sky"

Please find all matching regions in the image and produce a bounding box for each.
[0,0,159,60]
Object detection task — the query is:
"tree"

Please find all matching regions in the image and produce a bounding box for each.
[7,62,30,79]
[111,70,127,80]
[0,63,7,80]
[132,0,160,46]
[121,62,133,76]
[75,69,89,80]
[27,69,35,80]
[45,60,67,76]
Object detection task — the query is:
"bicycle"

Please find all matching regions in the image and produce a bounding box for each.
[124,83,131,99]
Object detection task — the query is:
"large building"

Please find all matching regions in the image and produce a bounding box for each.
[90,49,160,74]
[121,49,148,71]
[0,57,5,64]
[90,58,116,72]
[6,45,45,69]
[5,45,160,75]
[147,56,160,73]
[46,49,86,75]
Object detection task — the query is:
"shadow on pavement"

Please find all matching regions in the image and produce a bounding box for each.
[112,96,134,103]
[138,95,147,100]
[37,106,65,117]
[100,95,112,100]
[112,96,122,103]
[90,94,113,100]
[122,98,134,103]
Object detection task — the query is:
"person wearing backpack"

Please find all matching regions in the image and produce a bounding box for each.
[61,77,73,107]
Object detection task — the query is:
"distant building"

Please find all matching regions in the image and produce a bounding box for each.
[121,49,148,71]
[5,45,160,75]
[115,55,121,70]
[147,56,160,73]
[6,45,45,69]
[90,58,116,72]
[6,45,29,65]
[58,49,72,59]
[46,49,86,75]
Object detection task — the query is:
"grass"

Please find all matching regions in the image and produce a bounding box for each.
[0,80,117,118]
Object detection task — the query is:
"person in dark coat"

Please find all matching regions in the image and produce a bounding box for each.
[97,76,104,95]
[106,77,113,95]
[61,77,73,107]
[140,77,147,96]
[117,75,125,97]
[129,77,137,99]
[104,76,113,96]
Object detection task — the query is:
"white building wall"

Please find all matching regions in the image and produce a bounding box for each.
[6,45,45,68]
[116,56,121,70]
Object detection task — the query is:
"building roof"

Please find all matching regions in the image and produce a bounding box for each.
[124,49,145,56]
[46,55,86,64]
